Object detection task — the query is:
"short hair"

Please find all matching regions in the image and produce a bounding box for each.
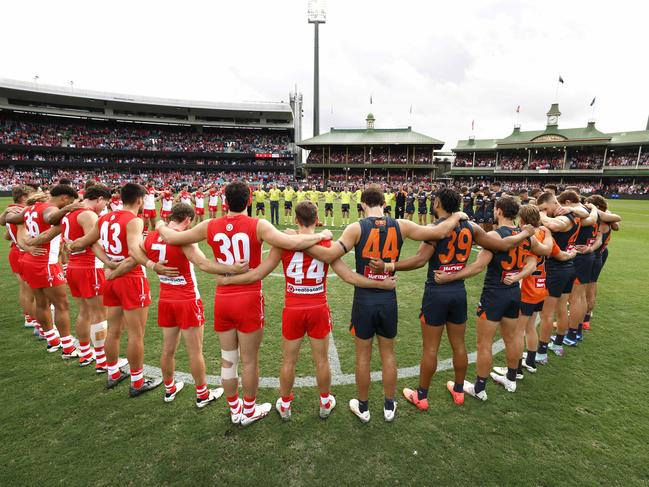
[536,191,555,206]
[531,188,543,198]
[544,184,558,193]
[495,195,520,220]
[50,184,78,199]
[586,194,608,211]
[84,180,97,189]
[361,185,385,207]
[58,178,72,186]
[518,205,541,227]
[224,181,250,212]
[491,181,502,188]
[26,192,49,205]
[84,184,112,201]
[121,183,146,205]
[12,185,34,203]
[518,188,529,195]
[565,186,580,193]
[460,186,468,193]
[557,190,581,205]
[295,201,318,227]
[170,203,195,223]
[436,188,461,213]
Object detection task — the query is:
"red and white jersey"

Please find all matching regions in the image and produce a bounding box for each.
[23,202,61,265]
[220,189,227,206]
[109,197,123,212]
[208,190,219,207]
[143,230,200,301]
[195,192,205,209]
[97,210,144,277]
[161,191,173,212]
[207,214,261,295]
[143,187,156,210]
[179,191,192,206]
[282,240,330,307]
[5,203,24,250]
[62,208,102,269]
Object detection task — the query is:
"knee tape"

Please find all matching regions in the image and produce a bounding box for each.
[90,321,108,347]
[221,348,239,380]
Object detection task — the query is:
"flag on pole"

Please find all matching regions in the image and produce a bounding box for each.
[370,95,373,105]
[516,105,520,113]
[409,104,413,114]
[471,120,475,131]
[558,75,564,84]
[590,97,596,106]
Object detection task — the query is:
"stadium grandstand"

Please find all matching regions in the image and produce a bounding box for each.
[0,78,303,190]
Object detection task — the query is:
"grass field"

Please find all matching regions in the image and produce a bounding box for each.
[1,197,648,486]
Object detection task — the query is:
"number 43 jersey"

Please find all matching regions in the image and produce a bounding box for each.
[208,214,262,294]
[97,210,145,278]
[281,240,331,307]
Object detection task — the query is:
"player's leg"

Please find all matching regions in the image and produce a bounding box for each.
[277,337,302,418]
[123,306,160,395]
[238,328,269,424]
[523,312,539,371]
[406,316,443,410]
[19,278,37,329]
[494,316,522,392]
[585,282,597,330]
[160,327,182,400]
[377,335,397,418]
[218,329,243,420]
[353,336,373,410]
[105,306,128,384]
[446,322,468,399]
[43,284,75,356]
[182,325,221,407]
[74,297,93,366]
[539,295,559,361]
[551,293,570,353]
[33,287,59,349]
[567,282,587,343]
[466,316,499,400]
[309,334,333,416]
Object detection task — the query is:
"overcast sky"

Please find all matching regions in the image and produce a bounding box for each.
[3,0,649,149]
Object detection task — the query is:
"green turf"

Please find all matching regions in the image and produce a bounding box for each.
[1,198,648,486]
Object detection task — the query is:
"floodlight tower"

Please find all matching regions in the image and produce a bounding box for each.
[308,0,326,136]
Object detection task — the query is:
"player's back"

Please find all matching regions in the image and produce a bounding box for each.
[353,216,403,302]
[426,219,474,289]
[62,208,98,268]
[520,229,553,304]
[144,231,199,300]
[98,210,144,277]
[208,214,262,294]
[281,240,331,307]
[548,213,580,268]
[483,226,530,290]
[23,201,60,265]
[6,203,24,249]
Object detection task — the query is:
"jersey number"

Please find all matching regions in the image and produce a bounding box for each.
[25,211,40,238]
[100,221,123,255]
[438,228,472,264]
[151,243,167,262]
[361,227,399,261]
[285,252,325,284]
[213,232,250,265]
[502,242,529,271]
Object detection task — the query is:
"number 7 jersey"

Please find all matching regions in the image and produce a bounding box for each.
[207,214,262,294]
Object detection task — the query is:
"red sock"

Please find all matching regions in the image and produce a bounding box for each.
[130,368,144,389]
[243,396,256,417]
[106,361,121,380]
[320,392,331,408]
[95,346,106,369]
[164,378,176,395]
[227,394,240,413]
[196,384,209,400]
[78,341,93,362]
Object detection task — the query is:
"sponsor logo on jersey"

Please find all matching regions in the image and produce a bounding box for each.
[287,283,325,295]
[534,277,546,288]
[363,267,389,280]
[226,224,233,231]
[158,275,188,286]
[439,263,465,273]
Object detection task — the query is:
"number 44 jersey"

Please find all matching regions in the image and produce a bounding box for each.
[281,240,331,307]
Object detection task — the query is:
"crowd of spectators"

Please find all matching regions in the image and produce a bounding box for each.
[568,153,604,170]
[529,156,564,170]
[474,156,496,168]
[498,156,526,170]
[305,148,432,164]
[606,150,639,167]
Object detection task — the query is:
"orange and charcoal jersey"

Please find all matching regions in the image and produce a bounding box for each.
[520,228,561,304]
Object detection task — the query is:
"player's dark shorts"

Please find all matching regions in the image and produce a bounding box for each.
[418,206,427,215]
[341,204,350,212]
[546,264,576,297]
[256,202,265,210]
[477,286,520,321]
[420,286,467,326]
[574,253,595,285]
[384,206,392,212]
[350,299,397,339]
[356,204,363,212]
[520,300,544,317]
[429,205,435,215]
[325,203,334,211]
[486,212,495,224]
[475,210,485,223]
[284,201,293,209]
[591,249,608,282]
[406,205,415,214]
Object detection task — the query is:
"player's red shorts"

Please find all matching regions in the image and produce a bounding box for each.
[67,266,105,298]
[214,290,264,333]
[208,205,218,213]
[103,275,151,310]
[23,261,67,289]
[158,299,205,329]
[160,210,171,219]
[195,207,205,216]
[282,303,332,340]
[8,247,23,275]
[143,209,157,218]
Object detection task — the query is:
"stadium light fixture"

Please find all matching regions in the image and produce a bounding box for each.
[308,0,326,137]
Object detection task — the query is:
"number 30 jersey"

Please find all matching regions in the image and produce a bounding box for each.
[208,214,261,294]
[281,240,331,307]
[426,219,474,289]
[97,210,144,278]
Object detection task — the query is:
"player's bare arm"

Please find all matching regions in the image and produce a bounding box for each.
[105,257,137,280]
[579,203,599,227]
[156,219,209,245]
[4,207,27,225]
[503,254,537,285]
[216,247,282,286]
[16,225,46,256]
[257,219,331,251]
[398,212,466,242]
[471,222,535,252]
[529,228,553,256]
[434,248,493,284]
[25,224,62,246]
[182,243,249,275]
[540,213,571,233]
[69,223,100,252]
[369,240,435,272]
[305,222,360,264]
[128,219,179,277]
[42,202,85,225]
[330,258,397,290]
[598,209,622,223]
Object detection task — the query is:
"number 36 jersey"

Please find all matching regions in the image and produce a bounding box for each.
[208,214,262,294]
[97,210,144,278]
[281,240,331,307]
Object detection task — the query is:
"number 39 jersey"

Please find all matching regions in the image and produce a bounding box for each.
[282,240,331,307]
[426,219,474,289]
[483,226,531,290]
[97,210,144,277]
[207,214,261,294]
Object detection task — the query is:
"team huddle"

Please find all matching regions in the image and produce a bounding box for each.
[1,178,619,424]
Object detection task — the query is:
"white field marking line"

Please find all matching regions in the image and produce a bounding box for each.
[142,339,506,389]
[327,333,343,375]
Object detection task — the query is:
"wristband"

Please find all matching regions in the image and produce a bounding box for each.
[146,260,155,270]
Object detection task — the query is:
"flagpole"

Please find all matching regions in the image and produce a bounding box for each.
[554,81,560,102]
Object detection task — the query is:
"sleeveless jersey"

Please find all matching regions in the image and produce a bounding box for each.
[195,192,204,209]
[483,226,531,290]
[576,209,599,247]
[353,216,403,302]
[143,187,156,210]
[600,227,612,255]
[462,193,474,214]
[143,230,200,300]
[62,208,101,268]
[207,214,261,295]
[474,194,485,212]
[208,190,219,207]
[406,193,415,207]
[5,203,24,250]
[109,197,123,212]
[426,219,474,289]
[161,192,173,211]
[97,210,144,277]
[417,193,428,208]
[520,229,560,304]
[281,240,331,307]
[548,213,580,269]
[180,191,192,206]
[23,202,61,265]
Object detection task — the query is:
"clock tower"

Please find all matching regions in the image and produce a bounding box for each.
[546,103,561,128]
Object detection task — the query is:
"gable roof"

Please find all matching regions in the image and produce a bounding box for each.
[299,127,444,147]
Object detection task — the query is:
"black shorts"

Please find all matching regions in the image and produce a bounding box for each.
[520,301,544,317]
[477,287,521,322]
[574,253,595,285]
[341,204,350,212]
[421,286,467,326]
[284,202,293,209]
[429,205,435,215]
[486,212,495,224]
[325,203,334,211]
[384,206,392,212]
[546,264,576,297]
[406,205,415,214]
[418,206,427,215]
[475,211,485,223]
[256,202,265,210]
[357,204,363,212]
[351,299,397,339]
[592,249,608,282]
